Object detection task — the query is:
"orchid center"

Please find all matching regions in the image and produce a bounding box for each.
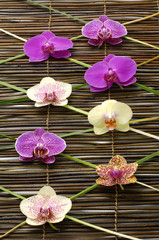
[34,143,49,158]
[110,166,122,179]
[104,68,118,83]
[45,91,55,101]
[40,205,52,219]
[41,42,55,54]
[105,115,117,130]
[98,27,111,40]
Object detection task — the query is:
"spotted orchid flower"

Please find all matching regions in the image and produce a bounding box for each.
[96,155,138,186]
[82,15,127,46]
[20,186,72,226]
[88,100,133,135]
[15,128,66,164]
[27,77,72,107]
[84,54,137,92]
[24,31,73,62]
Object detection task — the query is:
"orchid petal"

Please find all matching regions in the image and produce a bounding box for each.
[118,176,137,185]
[27,84,46,102]
[40,77,56,86]
[82,20,103,39]
[41,132,66,155]
[48,215,65,223]
[84,61,109,88]
[42,31,55,40]
[41,155,55,164]
[88,105,106,127]
[20,195,45,219]
[24,35,47,60]
[96,165,113,179]
[94,126,109,135]
[109,56,137,82]
[111,101,133,124]
[53,99,68,106]
[38,186,56,197]
[51,50,71,58]
[103,54,115,62]
[88,38,104,46]
[106,37,122,45]
[120,163,138,179]
[90,86,108,92]
[26,217,46,226]
[117,76,136,86]
[50,37,73,51]
[109,155,127,167]
[99,15,109,22]
[15,132,38,158]
[104,20,127,38]
[49,195,72,218]
[96,176,116,186]
[115,122,130,132]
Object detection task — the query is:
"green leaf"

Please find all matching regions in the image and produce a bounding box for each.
[59,128,93,138]
[70,183,99,200]
[0,97,29,105]
[0,144,15,150]
[136,150,159,164]
[0,53,26,64]
[0,134,16,141]
[0,80,27,93]
[133,82,159,96]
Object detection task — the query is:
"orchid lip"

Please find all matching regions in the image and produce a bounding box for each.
[110,167,122,179]
[40,205,52,219]
[104,68,118,83]
[41,42,55,54]
[105,116,117,130]
[45,92,55,101]
[34,144,49,158]
[98,27,111,40]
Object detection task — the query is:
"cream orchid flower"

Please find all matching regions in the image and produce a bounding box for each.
[20,186,72,226]
[27,77,72,107]
[88,100,133,135]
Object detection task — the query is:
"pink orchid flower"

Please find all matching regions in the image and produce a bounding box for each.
[82,15,127,46]
[27,77,72,107]
[24,31,73,62]
[96,155,138,186]
[20,186,72,226]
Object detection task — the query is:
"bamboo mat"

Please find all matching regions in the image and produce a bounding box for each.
[0,0,159,239]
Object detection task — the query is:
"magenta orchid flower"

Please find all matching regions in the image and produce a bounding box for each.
[15,128,66,164]
[82,15,127,46]
[96,155,138,186]
[84,54,137,92]
[27,77,72,107]
[20,186,72,226]
[24,31,73,62]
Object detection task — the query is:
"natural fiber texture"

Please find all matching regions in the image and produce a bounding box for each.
[0,0,159,239]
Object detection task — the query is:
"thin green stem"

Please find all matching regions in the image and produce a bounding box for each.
[0,53,26,64]
[130,116,159,124]
[0,80,27,93]
[123,12,159,26]
[136,150,159,164]
[49,223,60,232]
[66,57,91,68]
[70,183,99,200]
[0,186,26,200]
[124,36,159,50]
[136,181,159,192]
[0,144,15,150]
[133,82,159,96]
[137,55,159,67]
[27,0,87,24]
[0,221,26,239]
[59,128,93,138]
[0,28,26,42]
[59,153,97,169]
[70,35,84,41]
[0,134,16,141]
[63,105,88,116]
[130,127,159,140]
[0,97,29,105]
[65,215,141,240]
[72,83,88,90]
[119,184,124,190]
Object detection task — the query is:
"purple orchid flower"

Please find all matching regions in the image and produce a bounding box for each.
[82,15,127,46]
[84,54,137,92]
[15,128,66,164]
[24,31,73,62]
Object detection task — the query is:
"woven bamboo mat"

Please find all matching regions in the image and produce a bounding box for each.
[0,0,159,239]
